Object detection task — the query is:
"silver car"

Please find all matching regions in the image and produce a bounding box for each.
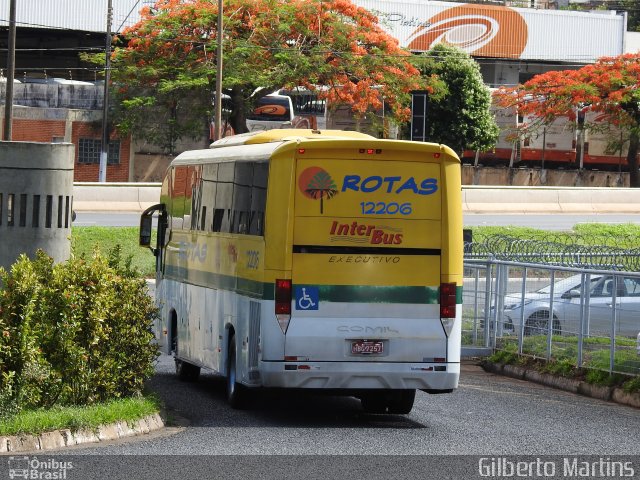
[500,274,640,337]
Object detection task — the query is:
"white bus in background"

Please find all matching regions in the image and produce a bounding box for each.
[211,93,296,138]
[212,87,391,140]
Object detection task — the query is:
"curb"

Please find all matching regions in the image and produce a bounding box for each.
[481,362,640,409]
[0,413,164,454]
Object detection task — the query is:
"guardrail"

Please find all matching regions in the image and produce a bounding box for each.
[73,183,640,214]
[463,185,640,214]
[73,183,161,212]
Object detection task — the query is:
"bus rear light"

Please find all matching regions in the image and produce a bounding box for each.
[440,282,456,318]
[359,148,382,154]
[440,282,457,337]
[298,148,305,154]
[285,356,309,362]
[275,279,292,334]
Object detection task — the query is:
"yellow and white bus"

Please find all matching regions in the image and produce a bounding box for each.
[140,129,463,414]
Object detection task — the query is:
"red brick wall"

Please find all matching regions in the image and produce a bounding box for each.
[72,122,130,182]
[8,117,131,182]
[12,118,66,142]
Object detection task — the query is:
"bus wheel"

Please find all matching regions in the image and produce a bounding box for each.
[226,335,246,409]
[387,389,416,414]
[361,390,415,414]
[360,394,387,414]
[175,359,200,382]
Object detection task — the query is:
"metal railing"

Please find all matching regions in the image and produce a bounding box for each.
[462,238,640,377]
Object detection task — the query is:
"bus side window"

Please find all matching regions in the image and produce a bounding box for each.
[232,162,252,234]
[200,206,207,231]
[170,166,188,230]
[212,208,225,232]
[215,162,234,233]
[201,164,218,232]
[190,179,202,231]
[249,162,268,236]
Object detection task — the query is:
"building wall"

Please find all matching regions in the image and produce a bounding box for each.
[10,118,66,143]
[72,122,131,182]
[1,106,131,182]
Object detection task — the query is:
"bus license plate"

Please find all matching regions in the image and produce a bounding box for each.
[351,340,384,355]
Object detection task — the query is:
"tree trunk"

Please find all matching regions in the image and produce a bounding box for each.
[229,87,249,134]
[627,129,640,188]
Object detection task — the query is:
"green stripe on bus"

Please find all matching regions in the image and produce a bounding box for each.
[164,266,462,305]
[313,285,439,304]
[164,265,265,298]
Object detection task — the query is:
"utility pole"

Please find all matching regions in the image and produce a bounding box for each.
[214,0,223,141]
[99,0,113,182]
[3,0,16,141]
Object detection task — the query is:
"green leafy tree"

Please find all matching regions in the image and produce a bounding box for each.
[414,44,499,155]
[111,0,443,151]
[562,1,640,32]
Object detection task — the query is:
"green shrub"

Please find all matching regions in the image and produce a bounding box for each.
[622,376,640,394]
[584,369,627,387]
[0,248,158,416]
[488,344,519,364]
[542,359,576,377]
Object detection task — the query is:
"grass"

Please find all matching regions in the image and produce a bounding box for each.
[488,337,640,392]
[471,223,640,249]
[0,395,161,436]
[71,226,156,277]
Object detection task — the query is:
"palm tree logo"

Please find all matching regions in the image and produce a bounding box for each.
[299,167,338,214]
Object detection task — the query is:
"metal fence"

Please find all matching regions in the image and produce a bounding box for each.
[463,254,640,377]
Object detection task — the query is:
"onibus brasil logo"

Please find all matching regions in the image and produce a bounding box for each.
[299,167,338,214]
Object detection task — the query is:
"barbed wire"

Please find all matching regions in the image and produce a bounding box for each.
[464,234,640,271]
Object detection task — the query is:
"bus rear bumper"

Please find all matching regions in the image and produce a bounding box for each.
[258,361,460,390]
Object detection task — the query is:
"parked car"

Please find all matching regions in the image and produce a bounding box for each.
[500,274,640,337]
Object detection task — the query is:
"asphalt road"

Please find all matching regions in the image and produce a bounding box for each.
[65,355,640,454]
[74,211,640,230]
[14,355,637,479]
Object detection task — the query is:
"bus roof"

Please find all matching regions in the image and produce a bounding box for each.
[210,129,374,148]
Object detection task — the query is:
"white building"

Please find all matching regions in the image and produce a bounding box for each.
[2,0,632,86]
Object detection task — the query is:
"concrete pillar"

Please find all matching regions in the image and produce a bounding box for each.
[0,141,74,271]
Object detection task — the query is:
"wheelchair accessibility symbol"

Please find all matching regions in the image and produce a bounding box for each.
[295,286,319,310]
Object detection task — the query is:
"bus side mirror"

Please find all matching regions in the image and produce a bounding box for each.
[139,203,165,255]
[140,215,153,248]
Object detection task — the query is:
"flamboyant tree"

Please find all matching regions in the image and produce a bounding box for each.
[494,53,640,187]
[111,0,442,151]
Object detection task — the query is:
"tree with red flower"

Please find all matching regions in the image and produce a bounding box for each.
[495,53,640,187]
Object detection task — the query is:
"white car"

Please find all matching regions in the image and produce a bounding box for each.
[500,274,640,337]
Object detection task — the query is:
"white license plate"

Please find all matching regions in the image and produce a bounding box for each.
[351,340,384,355]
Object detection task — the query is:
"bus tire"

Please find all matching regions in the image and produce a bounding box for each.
[360,393,387,414]
[176,359,200,382]
[387,389,416,414]
[361,389,415,414]
[226,335,246,409]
